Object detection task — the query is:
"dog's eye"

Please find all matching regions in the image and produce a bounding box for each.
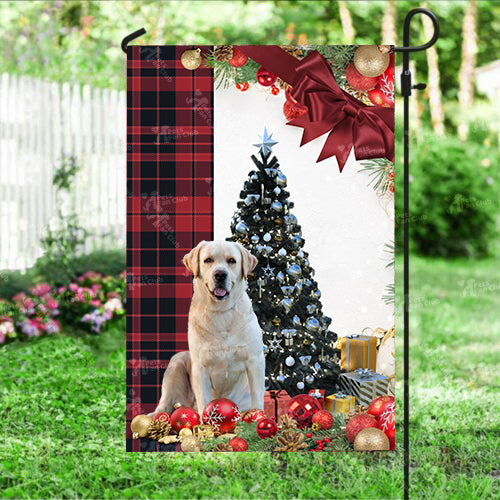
[204,258,212,263]
[227,258,236,264]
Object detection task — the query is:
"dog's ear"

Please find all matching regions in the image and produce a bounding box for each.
[183,241,206,277]
[235,242,258,279]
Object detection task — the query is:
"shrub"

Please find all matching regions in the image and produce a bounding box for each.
[395,131,498,257]
[35,248,126,286]
[0,270,37,299]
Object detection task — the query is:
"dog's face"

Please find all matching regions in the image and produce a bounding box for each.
[183,241,258,305]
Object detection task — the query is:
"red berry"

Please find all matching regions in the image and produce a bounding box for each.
[271,85,279,96]
[324,438,330,443]
[235,82,241,90]
[306,433,312,438]
[316,439,322,444]
[389,171,395,179]
[389,182,394,193]
[241,82,249,91]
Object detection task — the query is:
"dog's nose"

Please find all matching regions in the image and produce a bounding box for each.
[214,270,227,282]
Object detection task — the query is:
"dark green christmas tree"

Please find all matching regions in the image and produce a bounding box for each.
[228,130,341,397]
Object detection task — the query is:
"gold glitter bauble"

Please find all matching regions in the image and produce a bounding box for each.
[130,414,152,439]
[353,428,390,451]
[181,435,202,452]
[181,48,202,70]
[302,339,310,346]
[179,427,193,437]
[354,45,390,77]
[378,45,391,54]
[272,316,281,326]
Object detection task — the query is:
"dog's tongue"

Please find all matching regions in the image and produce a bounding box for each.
[214,287,227,297]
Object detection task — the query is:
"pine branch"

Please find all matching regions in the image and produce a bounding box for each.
[359,159,394,194]
[384,240,395,268]
[382,283,395,305]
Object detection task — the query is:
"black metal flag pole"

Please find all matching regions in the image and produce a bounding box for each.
[395,8,439,499]
[121,10,440,498]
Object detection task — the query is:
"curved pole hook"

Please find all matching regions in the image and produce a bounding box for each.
[121,28,147,54]
[394,8,439,53]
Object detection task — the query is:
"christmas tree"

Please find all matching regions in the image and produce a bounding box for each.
[228,130,341,397]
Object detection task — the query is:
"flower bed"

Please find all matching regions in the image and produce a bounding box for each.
[0,271,125,345]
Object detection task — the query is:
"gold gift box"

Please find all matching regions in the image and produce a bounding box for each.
[340,334,377,371]
[325,393,355,414]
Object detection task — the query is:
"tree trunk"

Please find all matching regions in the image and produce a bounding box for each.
[458,0,478,140]
[422,5,445,136]
[338,1,355,44]
[382,0,397,45]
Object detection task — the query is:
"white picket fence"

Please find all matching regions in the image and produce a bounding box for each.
[0,73,126,271]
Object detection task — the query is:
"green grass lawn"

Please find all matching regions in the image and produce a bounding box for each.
[1,256,498,499]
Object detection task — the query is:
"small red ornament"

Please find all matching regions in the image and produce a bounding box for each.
[306,432,312,438]
[324,438,330,443]
[242,409,266,424]
[345,62,378,91]
[256,417,278,439]
[368,54,394,108]
[285,394,322,429]
[235,82,241,90]
[345,413,377,443]
[202,398,241,434]
[271,85,280,95]
[228,47,248,68]
[241,82,249,91]
[389,182,394,193]
[378,401,395,450]
[229,436,249,451]
[367,395,395,421]
[389,171,395,179]
[171,406,200,433]
[256,67,277,87]
[312,410,334,430]
[283,90,308,122]
[152,412,170,424]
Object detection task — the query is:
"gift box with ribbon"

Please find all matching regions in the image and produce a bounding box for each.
[264,390,291,420]
[308,389,325,409]
[339,368,389,406]
[325,391,356,414]
[340,334,377,371]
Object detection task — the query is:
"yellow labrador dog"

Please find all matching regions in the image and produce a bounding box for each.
[150,240,265,416]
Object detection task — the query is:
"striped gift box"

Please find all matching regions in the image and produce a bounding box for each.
[339,369,388,406]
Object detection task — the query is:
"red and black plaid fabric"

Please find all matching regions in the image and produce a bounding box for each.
[126,46,213,452]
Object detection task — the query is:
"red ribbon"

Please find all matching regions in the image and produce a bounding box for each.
[235,46,394,172]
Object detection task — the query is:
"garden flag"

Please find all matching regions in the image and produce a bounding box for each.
[126,45,395,452]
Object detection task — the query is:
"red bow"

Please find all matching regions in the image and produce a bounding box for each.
[235,46,394,172]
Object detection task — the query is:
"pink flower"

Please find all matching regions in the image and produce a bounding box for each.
[38,304,48,315]
[0,331,5,344]
[43,319,60,334]
[90,299,101,307]
[30,284,51,297]
[57,286,66,294]
[69,283,79,292]
[46,298,59,310]
[12,292,27,303]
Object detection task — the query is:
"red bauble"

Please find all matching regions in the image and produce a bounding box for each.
[378,401,395,450]
[202,398,241,434]
[271,85,280,96]
[242,409,266,424]
[312,410,334,430]
[170,406,200,433]
[152,412,170,424]
[285,394,322,429]
[229,436,249,451]
[256,67,277,87]
[228,47,248,68]
[345,62,378,91]
[283,90,308,122]
[368,87,394,108]
[368,54,394,108]
[367,395,395,421]
[345,413,377,443]
[256,417,278,439]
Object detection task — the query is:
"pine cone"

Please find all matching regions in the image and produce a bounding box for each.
[345,405,368,423]
[278,414,298,430]
[214,442,232,452]
[344,83,371,106]
[214,45,233,63]
[281,45,304,60]
[277,77,291,92]
[147,420,172,440]
[274,430,307,452]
